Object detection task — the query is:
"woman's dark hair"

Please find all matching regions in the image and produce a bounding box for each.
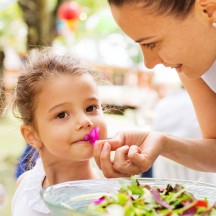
[108,0,195,19]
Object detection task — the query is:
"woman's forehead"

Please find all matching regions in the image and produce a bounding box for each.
[111,4,167,40]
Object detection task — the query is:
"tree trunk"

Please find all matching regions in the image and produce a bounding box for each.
[18,0,63,49]
[0,50,6,118]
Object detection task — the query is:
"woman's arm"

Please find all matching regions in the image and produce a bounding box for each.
[179,75,216,138]
[94,131,216,178]
[162,135,216,172]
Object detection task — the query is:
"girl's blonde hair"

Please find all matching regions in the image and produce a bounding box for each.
[13,47,99,125]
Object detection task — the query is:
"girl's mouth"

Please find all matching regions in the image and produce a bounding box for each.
[84,126,100,146]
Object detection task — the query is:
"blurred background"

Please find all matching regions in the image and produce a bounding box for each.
[0,0,182,215]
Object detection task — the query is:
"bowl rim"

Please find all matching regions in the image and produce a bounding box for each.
[40,177,216,213]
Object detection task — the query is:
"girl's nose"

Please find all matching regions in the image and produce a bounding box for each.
[76,114,93,130]
[141,48,162,69]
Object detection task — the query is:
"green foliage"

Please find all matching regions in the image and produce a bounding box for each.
[0,3,26,51]
[76,0,108,14]
[0,0,142,66]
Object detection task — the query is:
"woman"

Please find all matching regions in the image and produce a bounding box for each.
[94,0,216,178]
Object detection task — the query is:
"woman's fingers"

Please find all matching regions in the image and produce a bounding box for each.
[113,146,151,175]
[113,146,142,175]
[94,141,151,177]
[127,145,152,172]
[94,131,163,177]
[100,142,131,178]
[93,134,124,169]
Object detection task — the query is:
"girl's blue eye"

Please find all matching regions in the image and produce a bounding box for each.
[86,105,97,113]
[56,112,69,119]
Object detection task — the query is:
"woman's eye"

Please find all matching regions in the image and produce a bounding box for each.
[142,43,156,50]
[86,105,97,113]
[56,112,69,119]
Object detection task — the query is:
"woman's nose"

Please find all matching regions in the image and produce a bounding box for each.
[141,48,162,69]
[76,114,93,130]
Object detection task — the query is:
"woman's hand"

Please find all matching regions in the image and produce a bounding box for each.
[93,130,165,178]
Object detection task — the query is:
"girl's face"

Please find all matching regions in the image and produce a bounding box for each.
[111,2,216,79]
[33,73,107,161]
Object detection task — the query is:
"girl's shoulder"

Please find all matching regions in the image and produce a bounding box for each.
[16,170,30,187]
[11,158,50,215]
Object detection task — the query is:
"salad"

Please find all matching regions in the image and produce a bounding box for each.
[87,178,216,216]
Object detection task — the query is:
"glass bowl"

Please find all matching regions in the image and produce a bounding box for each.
[41,178,216,216]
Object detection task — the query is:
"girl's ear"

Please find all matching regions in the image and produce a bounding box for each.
[20,125,42,149]
[198,0,216,21]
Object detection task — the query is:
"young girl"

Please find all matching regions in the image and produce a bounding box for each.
[11,47,107,216]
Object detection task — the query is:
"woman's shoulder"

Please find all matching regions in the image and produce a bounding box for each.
[201,61,216,93]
